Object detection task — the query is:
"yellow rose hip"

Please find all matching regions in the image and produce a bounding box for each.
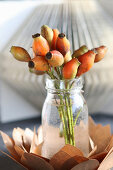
[72,45,88,58]
[64,51,72,63]
[10,46,31,62]
[41,25,53,48]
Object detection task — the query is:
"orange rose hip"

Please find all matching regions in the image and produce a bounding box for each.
[94,45,108,62]
[51,29,60,50]
[62,58,80,79]
[46,50,64,67]
[29,68,45,75]
[28,56,49,71]
[32,33,50,56]
[56,33,70,56]
[77,50,96,77]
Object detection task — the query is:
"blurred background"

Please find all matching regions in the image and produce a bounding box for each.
[0,0,113,132]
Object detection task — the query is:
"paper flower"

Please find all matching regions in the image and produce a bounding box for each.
[0,117,113,170]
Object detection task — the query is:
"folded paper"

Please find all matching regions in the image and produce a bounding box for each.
[0,117,113,170]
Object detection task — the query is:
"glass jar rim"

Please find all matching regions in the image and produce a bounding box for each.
[45,77,83,93]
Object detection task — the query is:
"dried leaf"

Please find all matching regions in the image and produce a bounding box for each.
[0,131,20,161]
[71,159,99,170]
[21,152,54,170]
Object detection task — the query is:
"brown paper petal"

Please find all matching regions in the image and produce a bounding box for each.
[89,152,108,163]
[89,116,96,136]
[61,144,84,157]
[98,151,113,170]
[31,153,50,162]
[0,150,27,170]
[0,131,20,161]
[71,159,99,170]
[61,155,88,170]
[89,118,111,154]
[21,152,54,170]
[101,147,113,163]
[89,117,111,154]
[14,146,25,158]
[105,135,113,152]
[50,145,84,170]
[12,128,23,147]
[50,150,72,170]
[23,128,34,152]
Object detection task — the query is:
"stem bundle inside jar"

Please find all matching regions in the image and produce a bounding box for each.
[10,24,108,146]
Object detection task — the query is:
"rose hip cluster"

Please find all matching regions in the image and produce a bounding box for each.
[10,25,107,79]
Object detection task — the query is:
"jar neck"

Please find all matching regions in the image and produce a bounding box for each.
[45,77,83,94]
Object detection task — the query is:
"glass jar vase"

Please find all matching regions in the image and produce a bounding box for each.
[41,78,89,158]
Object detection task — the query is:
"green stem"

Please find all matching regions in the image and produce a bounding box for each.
[73,108,82,127]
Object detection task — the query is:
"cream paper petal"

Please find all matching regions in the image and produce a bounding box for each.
[12,128,23,147]
[30,127,38,153]
[33,142,43,156]
[23,128,34,152]
[88,146,97,157]
[37,126,43,145]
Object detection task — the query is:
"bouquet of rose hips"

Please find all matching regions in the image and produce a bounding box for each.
[10,25,107,146]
